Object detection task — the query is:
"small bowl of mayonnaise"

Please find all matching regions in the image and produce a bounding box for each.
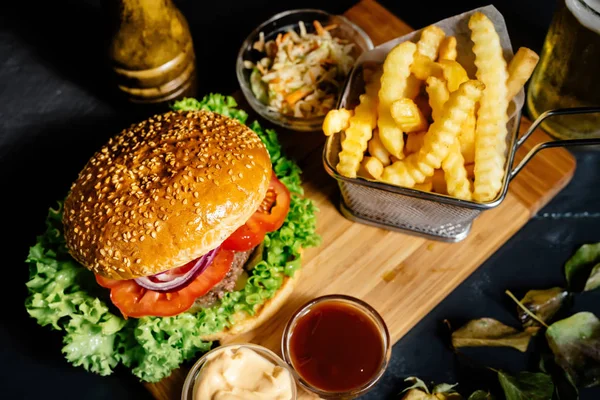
[181,343,297,400]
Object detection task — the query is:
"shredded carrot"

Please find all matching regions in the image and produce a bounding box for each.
[313,20,325,36]
[308,70,315,82]
[282,32,290,42]
[323,24,339,31]
[275,33,283,46]
[285,87,312,105]
[256,63,266,74]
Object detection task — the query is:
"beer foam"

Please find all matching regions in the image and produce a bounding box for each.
[567,0,600,34]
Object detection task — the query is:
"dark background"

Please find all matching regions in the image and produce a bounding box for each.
[1,0,599,399]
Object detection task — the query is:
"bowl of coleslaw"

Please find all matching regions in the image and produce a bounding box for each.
[237,9,373,132]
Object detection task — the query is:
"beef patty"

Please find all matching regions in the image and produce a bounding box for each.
[193,248,254,308]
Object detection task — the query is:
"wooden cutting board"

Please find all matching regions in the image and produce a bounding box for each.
[146,0,575,398]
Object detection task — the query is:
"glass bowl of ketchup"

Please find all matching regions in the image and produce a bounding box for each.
[281,294,391,399]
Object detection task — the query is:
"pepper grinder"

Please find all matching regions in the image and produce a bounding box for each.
[106,0,197,104]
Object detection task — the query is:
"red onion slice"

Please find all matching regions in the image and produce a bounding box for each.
[135,247,220,292]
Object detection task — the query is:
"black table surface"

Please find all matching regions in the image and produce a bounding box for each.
[1,0,599,399]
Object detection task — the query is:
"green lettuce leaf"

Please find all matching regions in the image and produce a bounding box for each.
[24,94,321,383]
[171,94,249,123]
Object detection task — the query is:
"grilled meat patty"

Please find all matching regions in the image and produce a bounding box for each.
[193,248,254,308]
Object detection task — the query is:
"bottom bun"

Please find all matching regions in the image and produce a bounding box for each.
[199,268,300,342]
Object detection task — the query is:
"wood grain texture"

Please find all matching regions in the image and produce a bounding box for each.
[146,0,575,398]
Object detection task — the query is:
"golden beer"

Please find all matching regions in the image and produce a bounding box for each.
[527,0,600,139]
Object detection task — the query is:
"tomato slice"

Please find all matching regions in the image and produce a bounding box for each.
[221,220,265,252]
[95,249,234,318]
[222,173,291,252]
[253,173,291,232]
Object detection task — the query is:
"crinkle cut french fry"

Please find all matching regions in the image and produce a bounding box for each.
[358,156,384,180]
[415,80,484,176]
[506,47,539,101]
[390,98,429,133]
[414,177,433,192]
[368,129,392,167]
[323,108,353,136]
[407,25,446,98]
[377,41,417,159]
[405,131,427,155]
[411,53,444,81]
[417,25,446,61]
[382,80,484,187]
[380,153,425,188]
[469,12,509,202]
[458,107,476,164]
[425,76,449,122]
[335,68,382,178]
[439,60,469,92]
[438,36,457,61]
[442,139,472,200]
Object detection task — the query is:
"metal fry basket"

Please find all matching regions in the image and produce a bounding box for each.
[322,7,600,242]
[324,99,600,242]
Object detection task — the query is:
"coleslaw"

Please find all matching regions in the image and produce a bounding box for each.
[244,20,356,118]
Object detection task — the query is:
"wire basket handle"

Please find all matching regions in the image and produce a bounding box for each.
[509,106,600,180]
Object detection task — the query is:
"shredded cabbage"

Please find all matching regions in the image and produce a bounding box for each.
[24,94,320,382]
[244,20,355,117]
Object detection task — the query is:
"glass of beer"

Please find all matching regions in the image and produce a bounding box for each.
[527,0,600,139]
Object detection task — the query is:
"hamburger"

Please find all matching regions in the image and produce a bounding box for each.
[24,94,319,381]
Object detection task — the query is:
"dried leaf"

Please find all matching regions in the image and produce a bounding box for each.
[517,287,569,328]
[452,318,534,352]
[564,243,600,291]
[403,377,430,394]
[546,312,600,388]
[467,390,494,400]
[584,263,600,292]
[498,371,554,400]
[436,392,463,400]
[432,383,459,394]
[401,389,438,400]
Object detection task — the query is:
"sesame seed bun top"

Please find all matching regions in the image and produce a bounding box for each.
[62,110,271,280]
